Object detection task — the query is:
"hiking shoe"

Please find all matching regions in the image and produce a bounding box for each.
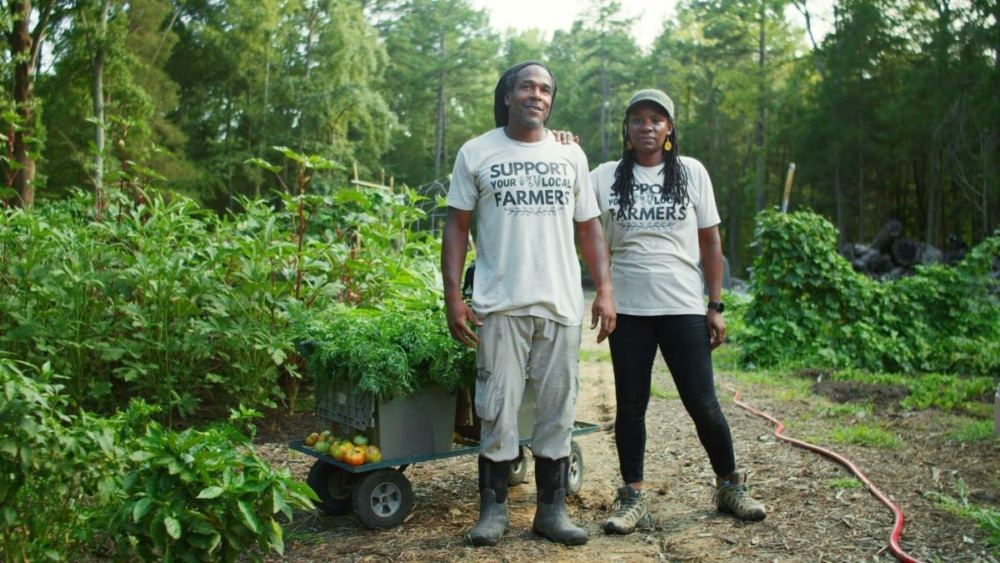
[715,470,766,521]
[603,484,653,534]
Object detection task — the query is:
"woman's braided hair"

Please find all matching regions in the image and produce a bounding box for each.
[611,112,690,212]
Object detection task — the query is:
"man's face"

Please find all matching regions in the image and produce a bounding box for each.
[505,65,553,129]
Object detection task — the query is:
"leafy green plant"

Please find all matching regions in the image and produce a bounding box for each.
[925,479,1000,550]
[0,148,449,420]
[296,305,476,399]
[108,408,316,562]
[0,358,136,561]
[743,210,1000,377]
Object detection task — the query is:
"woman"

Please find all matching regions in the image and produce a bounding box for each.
[590,89,766,535]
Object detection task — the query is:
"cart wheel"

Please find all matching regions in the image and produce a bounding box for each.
[307,460,355,516]
[352,469,414,529]
[566,441,584,497]
[508,446,529,487]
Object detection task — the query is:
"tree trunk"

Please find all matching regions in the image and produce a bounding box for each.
[598,51,610,162]
[433,32,446,178]
[90,0,112,196]
[754,2,766,212]
[8,0,40,207]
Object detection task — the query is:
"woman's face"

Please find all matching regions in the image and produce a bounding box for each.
[627,101,673,158]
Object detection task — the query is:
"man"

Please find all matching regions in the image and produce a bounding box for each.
[441,61,616,547]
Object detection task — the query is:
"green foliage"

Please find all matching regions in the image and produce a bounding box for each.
[827,477,863,490]
[945,420,995,444]
[0,359,140,560]
[742,210,1000,376]
[107,409,316,562]
[0,170,445,419]
[296,305,476,399]
[0,358,315,562]
[821,370,995,414]
[925,479,1000,550]
[829,424,901,449]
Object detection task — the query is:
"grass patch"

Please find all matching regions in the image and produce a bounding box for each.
[946,419,996,443]
[828,370,996,414]
[580,348,611,363]
[816,402,873,420]
[651,382,679,400]
[829,424,901,449]
[925,479,1000,551]
[828,477,863,490]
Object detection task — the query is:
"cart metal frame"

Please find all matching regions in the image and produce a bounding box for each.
[290,421,599,529]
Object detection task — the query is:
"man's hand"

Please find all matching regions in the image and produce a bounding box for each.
[707,310,726,350]
[550,130,580,145]
[590,290,616,343]
[445,297,482,349]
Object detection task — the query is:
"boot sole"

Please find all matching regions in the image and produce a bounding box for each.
[467,528,510,546]
[532,528,588,545]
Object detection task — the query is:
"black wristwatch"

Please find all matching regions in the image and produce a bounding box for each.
[707,301,725,314]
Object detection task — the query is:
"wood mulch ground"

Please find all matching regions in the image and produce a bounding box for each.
[253,334,999,562]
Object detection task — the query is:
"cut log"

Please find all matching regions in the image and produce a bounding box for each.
[870,220,902,254]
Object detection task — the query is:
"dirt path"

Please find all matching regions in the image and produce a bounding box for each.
[257,330,999,562]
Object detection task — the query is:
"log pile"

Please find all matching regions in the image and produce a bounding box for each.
[839,220,968,280]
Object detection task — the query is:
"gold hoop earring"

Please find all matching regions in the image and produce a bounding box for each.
[625,139,633,150]
[663,139,673,151]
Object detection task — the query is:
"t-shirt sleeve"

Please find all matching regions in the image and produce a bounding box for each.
[446,149,477,211]
[688,158,721,228]
[572,145,600,222]
[589,162,616,214]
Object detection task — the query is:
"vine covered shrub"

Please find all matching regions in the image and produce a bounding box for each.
[296,306,476,399]
[742,210,1000,376]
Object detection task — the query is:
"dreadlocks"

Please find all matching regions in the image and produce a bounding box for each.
[611,115,690,213]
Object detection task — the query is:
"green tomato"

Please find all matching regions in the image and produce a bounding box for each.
[353,434,370,446]
[314,440,330,453]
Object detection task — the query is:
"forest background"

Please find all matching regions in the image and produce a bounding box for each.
[2,0,998,276]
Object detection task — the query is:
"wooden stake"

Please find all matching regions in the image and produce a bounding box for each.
[780,163,796,214]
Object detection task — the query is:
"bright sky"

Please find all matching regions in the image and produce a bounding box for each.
[471,0,677,50]
[471,0,835,51]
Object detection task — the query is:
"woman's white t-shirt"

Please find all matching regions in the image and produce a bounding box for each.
[590,157,720,316]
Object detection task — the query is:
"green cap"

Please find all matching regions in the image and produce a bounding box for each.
[626,89,674,119]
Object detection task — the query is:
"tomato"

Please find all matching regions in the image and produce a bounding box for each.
[364,445,382,464]
[343,447,366,466]
[352,434,370,446]
[314,440,330,454]
[304,432,320,447]
[331,441,353,461]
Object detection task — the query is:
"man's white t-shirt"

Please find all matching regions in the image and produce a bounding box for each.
[447,128,599,326]
[590,157,720,316]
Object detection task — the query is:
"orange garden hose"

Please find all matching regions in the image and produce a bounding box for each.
[731,390,923,563]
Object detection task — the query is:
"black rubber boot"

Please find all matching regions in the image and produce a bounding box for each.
[532,456,588,545]
[467,456,511,546]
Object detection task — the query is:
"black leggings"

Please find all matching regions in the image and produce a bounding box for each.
[608,313,735,484]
